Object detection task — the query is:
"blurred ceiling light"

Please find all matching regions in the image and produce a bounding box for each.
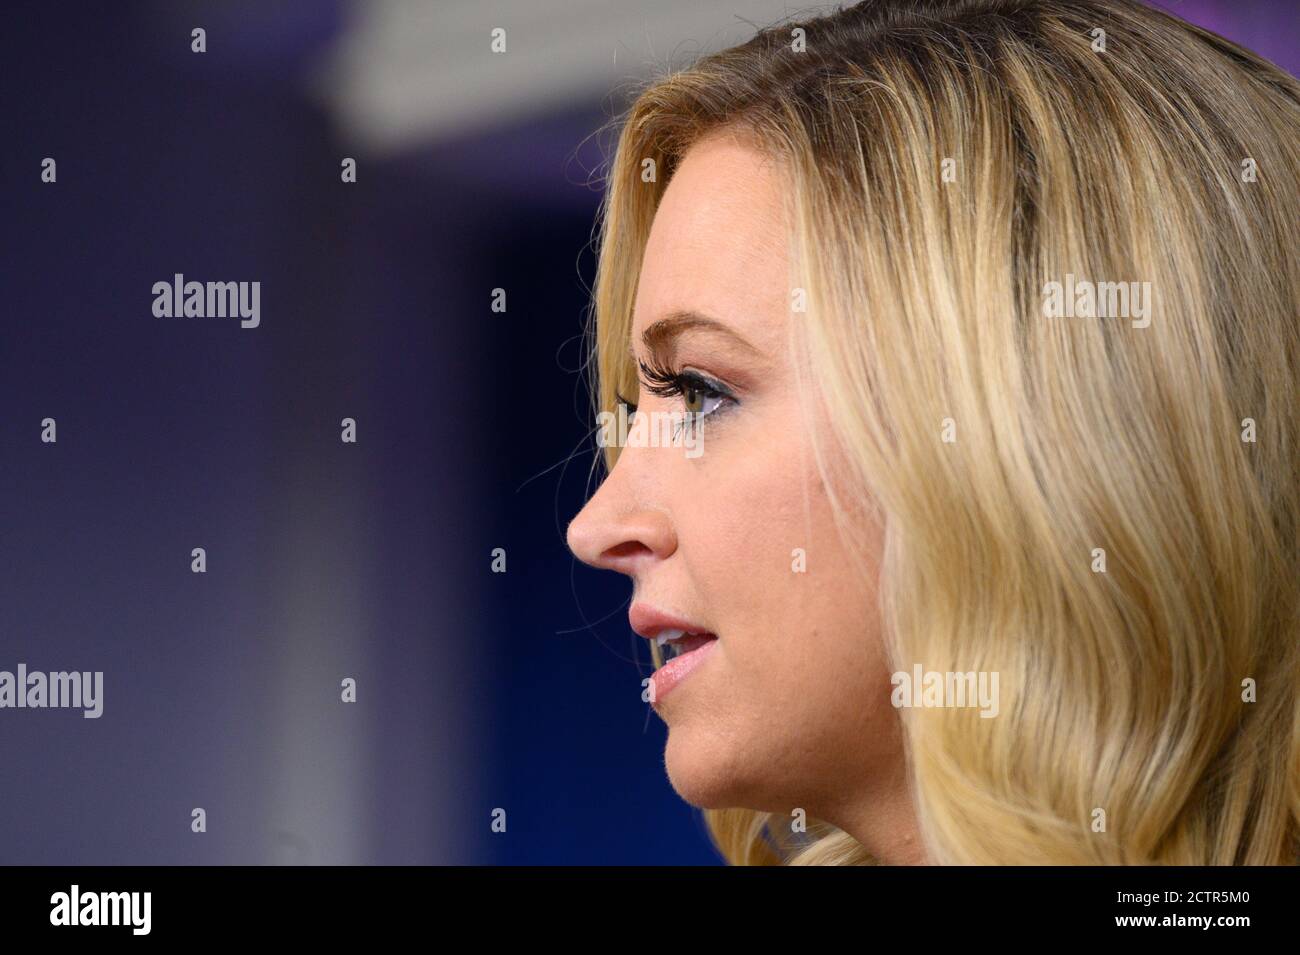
[311,0,809,153]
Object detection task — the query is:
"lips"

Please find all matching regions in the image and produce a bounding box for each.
[629,603,719,702]
[629,604,712,641]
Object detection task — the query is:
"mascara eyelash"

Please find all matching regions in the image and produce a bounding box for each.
[636,357,734,405]
[630,357,737,443]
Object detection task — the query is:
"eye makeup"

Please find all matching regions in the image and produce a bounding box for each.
[622,354,738,426]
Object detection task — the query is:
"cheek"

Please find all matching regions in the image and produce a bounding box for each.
[650,343,905,803]
[654,431,810,694]
[666,431,892,790]
[685,430,876,676]
[680,428,821,598]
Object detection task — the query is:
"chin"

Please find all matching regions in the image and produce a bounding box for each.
[662,724,770,810]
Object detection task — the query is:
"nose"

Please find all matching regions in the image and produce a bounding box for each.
[566,461,676,577]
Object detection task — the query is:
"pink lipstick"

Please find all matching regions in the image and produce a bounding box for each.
[629,603,720,703]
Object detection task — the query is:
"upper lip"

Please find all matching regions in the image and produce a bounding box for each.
[629,603,714,641]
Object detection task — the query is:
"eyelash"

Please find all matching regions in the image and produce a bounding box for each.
[616,356,736,425]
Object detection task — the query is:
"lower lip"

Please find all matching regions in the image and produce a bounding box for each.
[651,636,718,703]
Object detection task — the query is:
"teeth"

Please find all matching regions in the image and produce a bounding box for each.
[655,628,686,647]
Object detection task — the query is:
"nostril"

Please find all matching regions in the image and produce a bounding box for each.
[603,541,651,561]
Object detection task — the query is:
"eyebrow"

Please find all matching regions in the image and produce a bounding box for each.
[628,309,763,362]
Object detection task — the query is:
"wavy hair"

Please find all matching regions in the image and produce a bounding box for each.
[585,0,1300,864]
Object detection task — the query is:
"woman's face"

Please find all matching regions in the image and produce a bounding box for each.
[567,131,903,830]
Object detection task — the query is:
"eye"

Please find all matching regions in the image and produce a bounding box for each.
[681,378,726,418]
[636,357,736,424]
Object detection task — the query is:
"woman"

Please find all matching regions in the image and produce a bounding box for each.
[566,0,1299,865]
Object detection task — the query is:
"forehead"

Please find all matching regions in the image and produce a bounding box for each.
[632,132,790,352]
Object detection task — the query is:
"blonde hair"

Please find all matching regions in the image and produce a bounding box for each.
[586,0,1300,864]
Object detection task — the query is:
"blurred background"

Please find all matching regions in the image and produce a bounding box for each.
[0,0,1295,864]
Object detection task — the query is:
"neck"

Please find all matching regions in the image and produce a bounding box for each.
[830,763,930,865]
